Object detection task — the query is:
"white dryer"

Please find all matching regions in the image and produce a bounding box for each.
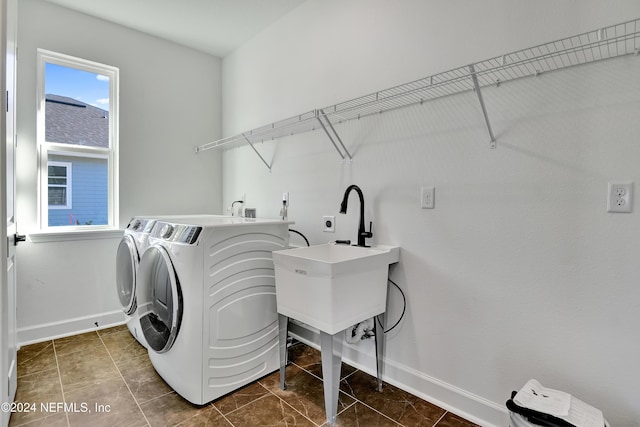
[116,217,157,348]
[137,216,292,404]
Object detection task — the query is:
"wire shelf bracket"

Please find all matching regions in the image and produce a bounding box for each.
[317,109,353,162]
[242,133,272,171]
[469,64,497,149]
[196,18,640,163]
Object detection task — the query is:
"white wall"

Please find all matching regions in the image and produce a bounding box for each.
[16,0,223,342]
[222,1,640,425]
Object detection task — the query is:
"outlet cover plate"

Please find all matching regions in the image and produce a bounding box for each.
[323,216,335,232]
[421,187,435,209]
[607,182,633,213]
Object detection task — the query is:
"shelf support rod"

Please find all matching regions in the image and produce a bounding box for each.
[316,111,352,162]
[469,64,497,149]
[242,133,272,171]
[316,115,344,160]
[320,109,352,161]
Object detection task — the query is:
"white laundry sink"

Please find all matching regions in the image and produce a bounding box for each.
[273,243,400,334]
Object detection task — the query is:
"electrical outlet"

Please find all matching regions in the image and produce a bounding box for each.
[607,182,633,213]
[421,187,435,209]
[323,216,335,232]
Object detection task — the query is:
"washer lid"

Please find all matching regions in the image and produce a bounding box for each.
[116,235,138,315]
[137,245,182,354]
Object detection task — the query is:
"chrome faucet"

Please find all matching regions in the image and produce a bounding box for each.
[339,185,373,247]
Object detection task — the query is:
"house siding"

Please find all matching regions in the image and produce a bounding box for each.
[48,155,108,226]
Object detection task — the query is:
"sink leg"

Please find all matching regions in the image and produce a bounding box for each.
[278,314,288,390]
[320,330,343,424]
[374,313,385,392]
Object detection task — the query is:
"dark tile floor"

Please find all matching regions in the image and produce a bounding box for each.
[10,325,479,427]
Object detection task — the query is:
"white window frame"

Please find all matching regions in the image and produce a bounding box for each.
[36,49,119,234]
[47,160,72,209]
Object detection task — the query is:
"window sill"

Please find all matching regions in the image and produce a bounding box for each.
[28,228,124,243]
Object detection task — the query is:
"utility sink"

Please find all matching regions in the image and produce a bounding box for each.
[273,243,400,335]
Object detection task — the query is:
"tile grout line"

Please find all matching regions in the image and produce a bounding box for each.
[346,395,407,426]
[279,362,401,426]
[278,393,325,427]
[214,383,271,421]
[51,339,71,427]
[214,389,319,427]
[208,402,234,427]
[347,399,405,427]
[290,346,480,426]
[95,327,255,427]
[136,388,175,406]
[11,343,53,427]
[341,369,358,381]
[291,361,323,382]
[329,370,427,426]
[171,401,226,427]
[220,392,274,426]
[291,360,357,384]
[257,381,323,427]
[335,399,358,420]
[432,410,448,426]
[259,366,333,426]
[17,343,51,371]
[294,361,454,426]
[95,331,152,427]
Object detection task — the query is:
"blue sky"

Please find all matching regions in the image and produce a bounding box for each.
[45,63,110,111]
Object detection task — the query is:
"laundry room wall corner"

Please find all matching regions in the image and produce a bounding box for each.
[15,238,125,344]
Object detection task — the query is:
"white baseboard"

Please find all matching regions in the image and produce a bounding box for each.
[288,322,509,427]
[17,310,126,346]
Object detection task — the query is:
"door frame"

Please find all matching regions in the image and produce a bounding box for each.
[2,0,18,424]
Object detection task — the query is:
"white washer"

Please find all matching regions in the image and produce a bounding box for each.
[116,215,217,347]
[116,217,157,348]
[137,215,292,404]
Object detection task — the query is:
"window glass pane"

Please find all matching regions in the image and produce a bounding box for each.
[45,63,110,147]
[48,187,67,206]
[48,165,67,177]
[48,165,67,186]
[48,154,108,227]
[47,162,69,209]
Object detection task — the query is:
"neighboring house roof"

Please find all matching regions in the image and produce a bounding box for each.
[45,94,109,148]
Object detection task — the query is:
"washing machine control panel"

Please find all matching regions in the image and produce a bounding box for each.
[153,222,202,245]
[160,224,174,239]
[127,218,155,232]
[128,218,143,231]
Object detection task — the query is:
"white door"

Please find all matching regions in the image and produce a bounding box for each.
[1,0,18,424]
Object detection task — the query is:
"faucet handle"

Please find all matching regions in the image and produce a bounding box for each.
[362,221,373,238]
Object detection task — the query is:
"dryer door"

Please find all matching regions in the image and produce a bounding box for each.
[137,245,182,353]
[116,235,139,315]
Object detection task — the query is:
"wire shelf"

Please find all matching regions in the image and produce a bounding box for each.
[196,18,640,154]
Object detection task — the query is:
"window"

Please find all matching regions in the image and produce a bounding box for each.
[37,49,118,230]
[47,161,71,209]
